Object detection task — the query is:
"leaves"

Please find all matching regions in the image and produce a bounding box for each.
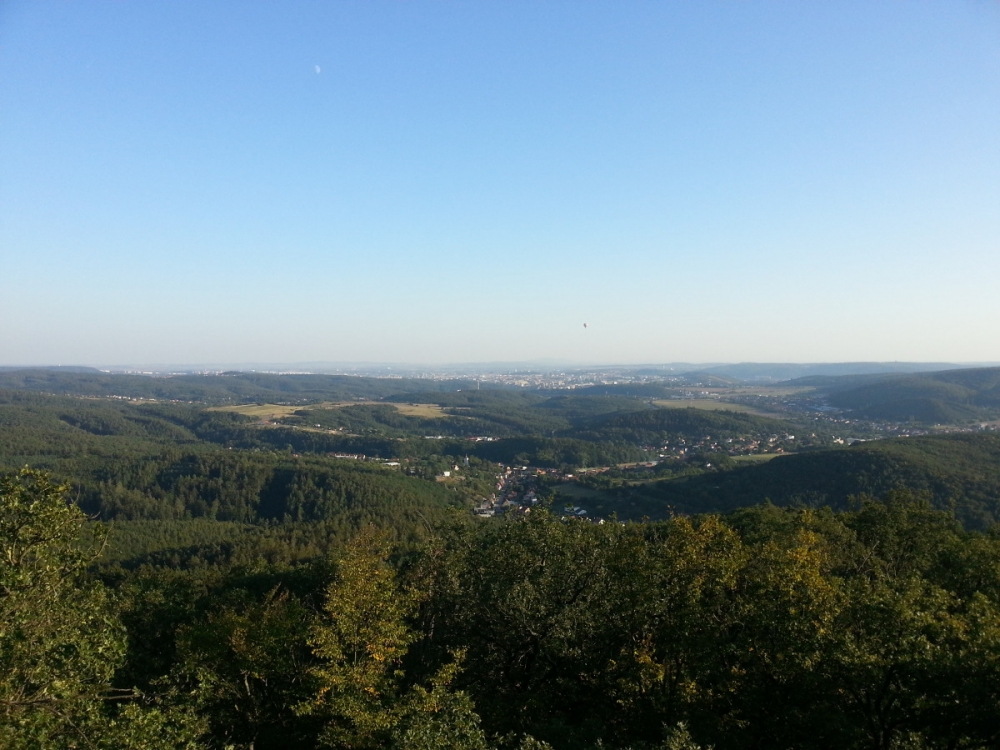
[300,526,418,748]
[0,468,200,748]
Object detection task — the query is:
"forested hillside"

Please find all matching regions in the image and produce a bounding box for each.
[5,470,1000,750]
[795,366,1000,423]
[0,368,482,403]
[623,433,1000,528]
[569,406,791,444]
[0,389,481,568]
[5,370,1000,748]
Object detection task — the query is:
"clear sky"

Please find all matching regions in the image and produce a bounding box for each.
[2,1,999,367]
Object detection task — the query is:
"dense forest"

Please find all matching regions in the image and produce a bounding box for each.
[0,368,482,404]
[611,434,1000,529]
[4,470,1000,749]
[568,408,792,445]
[3,369,1000,748]
[793,367,1000,424]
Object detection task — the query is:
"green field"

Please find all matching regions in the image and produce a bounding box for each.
[731,453,783,463]
[210,401,449,419]
[553,481,607,499]
[391,402,449,418]
[652,399,781,417]
[208,402,307,419]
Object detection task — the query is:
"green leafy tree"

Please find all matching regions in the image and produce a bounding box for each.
[0,468,201,748]
[0,469,126,746]
[172,587,318,749]
[418,512,636,745]
[300,527,491,750]
[298,526,418,749]
[390,657,489,750]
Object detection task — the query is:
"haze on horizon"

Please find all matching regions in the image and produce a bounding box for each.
[2,2,999,367]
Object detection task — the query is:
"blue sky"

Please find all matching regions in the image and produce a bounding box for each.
[2,1,999,366]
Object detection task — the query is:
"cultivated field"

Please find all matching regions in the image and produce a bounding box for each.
[653,399,754,412]
[731,453,783,463]
[390,403,448,418]
[208,403,306,419]
[210,401,448,419]
[652,399,781,417]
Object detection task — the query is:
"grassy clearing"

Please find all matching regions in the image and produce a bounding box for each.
[554,482,606,499]
[210,401,448,419]
[652,399,780,417]
[747,386,815,397]
[390,403,448,418]
[731,453,784,463]
[209,403,305,419]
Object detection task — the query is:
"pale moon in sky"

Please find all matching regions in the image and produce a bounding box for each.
[315,65,321,74]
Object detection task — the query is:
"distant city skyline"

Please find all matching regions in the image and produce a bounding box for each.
[4,360,998,378]
[3,2,999,365]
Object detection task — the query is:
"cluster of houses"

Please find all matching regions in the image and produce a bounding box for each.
[653,433,800,459]
[472,466,598,522]
[473,466,540,518]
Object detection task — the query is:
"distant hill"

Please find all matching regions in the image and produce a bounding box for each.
[629,433,1000,529]
[692,362,973,383]
[666,372,743,387]
[796,367,1000,423]
[0,365,103,373]
[562,383,688,398]
[0,368,484,404]
[571,406,793,444]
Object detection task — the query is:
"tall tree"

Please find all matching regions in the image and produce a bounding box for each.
[298,526,418,749]
[0,468,200,748]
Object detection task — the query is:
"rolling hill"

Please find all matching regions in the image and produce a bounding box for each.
[570,406,794,444]
[797,366,1000,423]
[626,433,1000,529]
